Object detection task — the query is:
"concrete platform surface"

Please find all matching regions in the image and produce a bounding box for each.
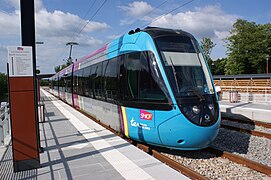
[0,89,188,180]
[219,100,271,123]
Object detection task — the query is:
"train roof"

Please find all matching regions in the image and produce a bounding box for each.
[142,27,194,39]
[52,27,196,77]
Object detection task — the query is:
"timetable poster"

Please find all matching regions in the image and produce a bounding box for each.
[8,46,33,77]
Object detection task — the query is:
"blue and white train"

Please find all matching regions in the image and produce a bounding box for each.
[49,27,221,150]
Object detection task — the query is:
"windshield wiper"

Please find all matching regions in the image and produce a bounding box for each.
[169,56,180,94]
[192,88,206,102]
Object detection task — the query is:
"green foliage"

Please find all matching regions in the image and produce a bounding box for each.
[54,58,74,73]
[54,65,62,73]
[225,19,271,75]
[201,37,216,58]
[40,79,49,86]
[66,57,73,66]
[212,58,227,75]
[0,73,8,101]
[200,37,216,74]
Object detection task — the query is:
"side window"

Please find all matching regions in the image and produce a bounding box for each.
[78,69,84,95]
[104,57,119,102]
[66,73,72,93]
[54,78,57,90]
[57,76,59,91]
[59,76,64,92]
[93,62,103,100]
[81,68,87,96]
[139,52,167,102]
[125,52,140,101]
[90,65,96,98]
[73,71,79,94]
[120,51,169,108]
[83,66,91,97]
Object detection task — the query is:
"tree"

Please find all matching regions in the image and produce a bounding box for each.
[200,37,216,74]
[66,57,73,66]
[54,58,74,73]
[0,73,8,101]
[212,58,227,75]
[54,65,61,73]
[225,19,271,74]
[40,79,49,86]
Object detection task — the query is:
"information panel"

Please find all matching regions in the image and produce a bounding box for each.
[8,46,33,77]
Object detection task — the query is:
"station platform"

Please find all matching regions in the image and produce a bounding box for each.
[219,100,271,123]
[0,89,187,179]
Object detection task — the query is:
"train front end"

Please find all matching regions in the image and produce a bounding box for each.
[143,28,221,150]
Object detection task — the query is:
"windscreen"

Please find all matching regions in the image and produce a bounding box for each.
[156,36,214,97]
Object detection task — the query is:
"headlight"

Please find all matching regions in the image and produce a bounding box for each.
[192,105,200,114]
[208,104,214,110]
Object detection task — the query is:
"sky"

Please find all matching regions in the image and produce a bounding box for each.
[0,0,270,74]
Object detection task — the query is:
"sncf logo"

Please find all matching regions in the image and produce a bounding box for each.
[140,110,153,120]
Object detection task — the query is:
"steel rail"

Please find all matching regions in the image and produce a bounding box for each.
[220,124,271,139]
[222,118,271,129]
[207,147,271,176]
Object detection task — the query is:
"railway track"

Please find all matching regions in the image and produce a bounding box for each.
[91,115,271,179]
[222,118,271,129]
[134,142,271,179]
[77,108,271,179]
[221,118,271,139]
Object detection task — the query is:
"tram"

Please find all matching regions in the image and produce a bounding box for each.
[50,27,220,150]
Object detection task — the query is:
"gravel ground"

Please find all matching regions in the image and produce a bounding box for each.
[211,128,271,167]
[221,119,271,134]
[159,127,271,179]
[161,149,269,179]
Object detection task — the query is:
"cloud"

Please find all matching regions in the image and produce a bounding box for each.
[107,34,122,40]
[0,1,110,74]
[118,1,155,25]
[150,5,239,41]
[75,35,103,47]
[0,10,20,38]
[36,10,109,38]
[118,1,153,17]
[214,30,229,40]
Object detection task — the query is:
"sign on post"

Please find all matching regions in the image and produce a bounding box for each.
[8,46,33,77]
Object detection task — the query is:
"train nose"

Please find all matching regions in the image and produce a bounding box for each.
[157,114,220,150]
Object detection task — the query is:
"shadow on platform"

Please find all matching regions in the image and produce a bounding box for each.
[0,143,38,179]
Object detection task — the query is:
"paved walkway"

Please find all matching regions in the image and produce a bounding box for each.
[219,100,271,123]
[0,89,187,180]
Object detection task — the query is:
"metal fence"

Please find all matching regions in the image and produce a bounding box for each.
[0,102,11,146]
[38,98,45,123]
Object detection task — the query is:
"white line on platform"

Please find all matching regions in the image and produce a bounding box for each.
[220,104,271,113]
[41,89,154,180]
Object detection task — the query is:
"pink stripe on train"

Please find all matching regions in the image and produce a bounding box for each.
[73,44,108,71]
